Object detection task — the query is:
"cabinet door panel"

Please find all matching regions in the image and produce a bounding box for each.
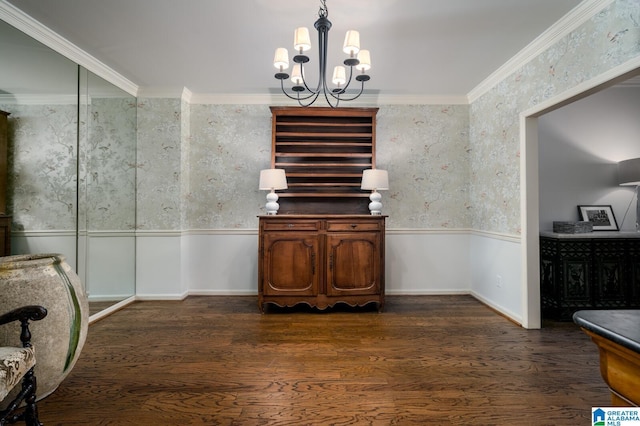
[262,233,319,296]
[326,233,380,296]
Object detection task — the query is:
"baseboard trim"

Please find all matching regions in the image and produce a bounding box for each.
[470,291,522,326]
[135,292,189,301]
[89,295,136,325]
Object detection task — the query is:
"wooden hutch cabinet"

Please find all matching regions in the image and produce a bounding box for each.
[258,107,385,311]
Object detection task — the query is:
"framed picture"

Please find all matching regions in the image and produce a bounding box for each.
[577,205,618,231]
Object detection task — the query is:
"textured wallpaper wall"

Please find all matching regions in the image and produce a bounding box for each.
[2,103,77,231]
[376,105,470,229]
[84,97,137,231]
[469,0,640,235]
[3,98,136,233]
[134,103,470,231]
[187,105,271,230]
[136,98,182,230]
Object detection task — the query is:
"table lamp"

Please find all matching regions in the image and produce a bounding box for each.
[361,169,389,215]
[259,169,288,215]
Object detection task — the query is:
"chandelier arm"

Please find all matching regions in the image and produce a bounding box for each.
[279,79,317,102]
[322,84,340,108]
[327,80,366,102]
[298,64,320,94]
[324,66,355,102]
[278,79,305,101]
[340,65,355,92]
[297,91,322,107]
[324,87,342,103]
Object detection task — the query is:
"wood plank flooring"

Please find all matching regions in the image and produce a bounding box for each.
[37,295,609,425]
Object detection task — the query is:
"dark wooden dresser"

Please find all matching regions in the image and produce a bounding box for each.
[540,231,640,320]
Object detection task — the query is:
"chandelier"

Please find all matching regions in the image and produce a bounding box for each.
[272,0,371,108]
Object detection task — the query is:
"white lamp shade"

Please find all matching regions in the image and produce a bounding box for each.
[361,169,389,190]
[343,30,360,55]
[618,158,640,186]
[291,63,304,85]
[294,27,311,52]
[356,50,371,71]
[259,169,288,190]
[332,66,346,86]
[273,48,289,69]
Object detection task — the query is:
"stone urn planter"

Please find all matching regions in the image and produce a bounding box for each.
[0,253,88,401]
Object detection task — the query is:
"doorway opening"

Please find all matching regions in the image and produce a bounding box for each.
[521,58,640,328]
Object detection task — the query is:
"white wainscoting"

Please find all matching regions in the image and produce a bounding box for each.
[12,229,523,323]
[182,231,259,296]
[385,230,471,294]
[83,232,135,302]
[180,229,472,297]
[469,232,522,324]
[10,230,77,269]
[135,231,183,300]
[143,229,472,298]
[12,230,136,302]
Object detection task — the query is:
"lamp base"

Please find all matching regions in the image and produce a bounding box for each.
[368,191,383,215]
[265,192,280,215]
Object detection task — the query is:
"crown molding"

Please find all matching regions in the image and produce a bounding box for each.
[0,94,77,105]
[0,0,138,97]
[467,0,615,103]
[0,91,138,105]
[136,87,187,99]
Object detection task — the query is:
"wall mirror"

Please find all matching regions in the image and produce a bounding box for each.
[0,18,136,316]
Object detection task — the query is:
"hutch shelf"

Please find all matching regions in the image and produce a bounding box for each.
[269,106,378,215]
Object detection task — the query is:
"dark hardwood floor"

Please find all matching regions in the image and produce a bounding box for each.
[37,295,608,425]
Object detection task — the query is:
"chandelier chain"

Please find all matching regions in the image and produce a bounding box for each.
[319,0,328,18]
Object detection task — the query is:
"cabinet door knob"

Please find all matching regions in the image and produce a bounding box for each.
[350,224,357,229]
[287,223,294,228]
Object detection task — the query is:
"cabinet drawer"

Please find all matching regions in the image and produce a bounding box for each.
[262,220,321,231]
[326,221,381,232]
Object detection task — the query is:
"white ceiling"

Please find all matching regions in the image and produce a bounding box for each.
[3,0,585,99]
